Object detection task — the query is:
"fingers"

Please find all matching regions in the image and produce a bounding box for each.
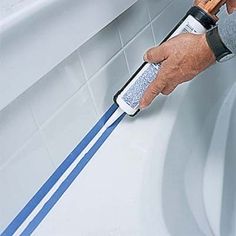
[141,43,169,108]
[227,0,236,14]
[139,70,166,108]
[161,84,177,95]
[143,44,168,63]
[139,77,177,108]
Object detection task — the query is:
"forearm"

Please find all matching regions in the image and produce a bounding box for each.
[218,11,236,55]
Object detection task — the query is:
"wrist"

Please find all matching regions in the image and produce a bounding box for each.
[199,33,216,66]
[206,26,233,62]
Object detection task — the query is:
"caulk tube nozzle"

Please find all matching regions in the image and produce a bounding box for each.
[104,107,124,129]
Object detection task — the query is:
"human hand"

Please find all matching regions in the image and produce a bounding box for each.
[140,33,216,109]
[194,0,236,14]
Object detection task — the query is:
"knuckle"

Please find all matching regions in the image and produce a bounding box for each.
[162,42,171,54]
[161,43,168,52]
[156,79,166,90]
[150,86,159,95]
[151,81,164,94]
[161,84,177,95]
[156,85,163,92]
[161,90,170,95]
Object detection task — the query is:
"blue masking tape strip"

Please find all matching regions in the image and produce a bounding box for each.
[2,103,119,236]
[21,112,126,235]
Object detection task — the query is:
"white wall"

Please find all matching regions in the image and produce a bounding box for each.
[0,0,193,231]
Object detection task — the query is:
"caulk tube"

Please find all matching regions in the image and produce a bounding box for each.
[114,6,216,116]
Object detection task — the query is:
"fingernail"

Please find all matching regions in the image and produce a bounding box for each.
[139,104,144,109]
[228,8,233,14]
[139,99,146,109]
[228,6,236,14]
[139,101,144,109]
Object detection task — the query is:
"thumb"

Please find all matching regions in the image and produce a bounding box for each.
[143,44,168,63]
[227,0,236,14]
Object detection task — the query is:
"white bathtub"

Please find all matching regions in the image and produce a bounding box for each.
[19,57,235,236]
[1,0,236,235]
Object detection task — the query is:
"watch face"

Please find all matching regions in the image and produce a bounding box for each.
[219,53,235,63]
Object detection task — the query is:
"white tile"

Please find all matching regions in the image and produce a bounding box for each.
[26,51,86,126]
[117,0,150,45]
[41,85,98,167]
[79,21,122,79]
[145,0,173,20]
[0,133,54,231]
[0,95,37,167]
[125,26,155,74]
[152,0,190,44]
[88,52,130,116]
[64,51,87,85]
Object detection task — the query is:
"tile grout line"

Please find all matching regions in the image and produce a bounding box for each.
[150,1,174,28]
[34,79,94,130]
[77,53,101,117]
[27,98,57,169]
[117,28,131,76]
[87,22,152,81]
[145,1,157,45]
[150,21,157,45]
[144,0,175,47]
[0,130,38,172]
[0,99,51,172]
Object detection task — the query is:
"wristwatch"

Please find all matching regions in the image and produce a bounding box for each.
[206,26,234,62]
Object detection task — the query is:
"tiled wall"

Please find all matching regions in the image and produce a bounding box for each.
[0,0,191,230]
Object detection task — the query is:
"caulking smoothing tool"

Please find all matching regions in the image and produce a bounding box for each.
[114,0,226,116]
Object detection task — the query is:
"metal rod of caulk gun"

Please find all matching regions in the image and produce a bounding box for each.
[198,0,226,19]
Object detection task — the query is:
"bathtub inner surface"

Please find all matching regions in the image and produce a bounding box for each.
[6,59,236,236]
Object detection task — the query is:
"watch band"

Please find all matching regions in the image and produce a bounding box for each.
[206,26,232,62]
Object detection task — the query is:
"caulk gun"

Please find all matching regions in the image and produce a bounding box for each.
[114,0,226,116]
